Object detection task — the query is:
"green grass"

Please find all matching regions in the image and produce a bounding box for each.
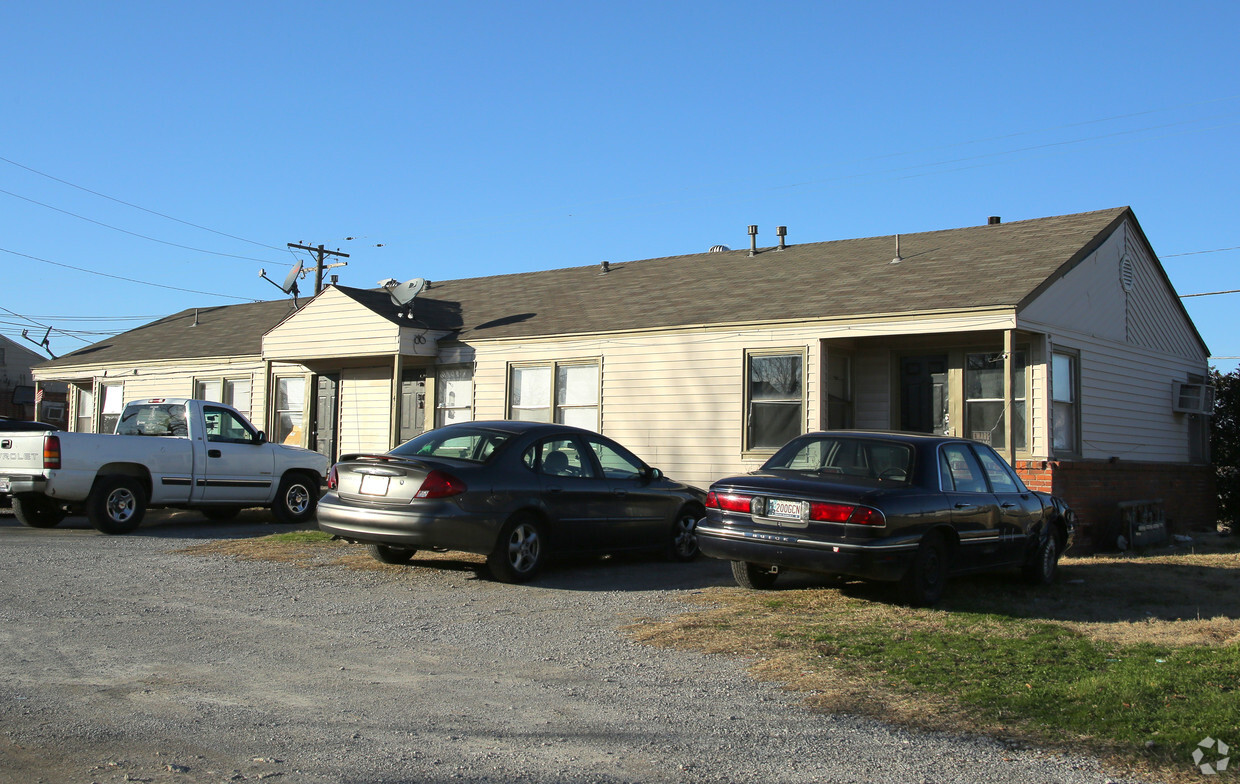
[259,529,334,544]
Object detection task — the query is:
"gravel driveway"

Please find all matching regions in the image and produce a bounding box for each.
[0,510,1144,784]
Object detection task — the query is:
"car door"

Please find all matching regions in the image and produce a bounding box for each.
[972,444,1042,564]
[584,435,670,548]
[532,436,614,550]
[198,405,276,504]
[937,443,1002,569]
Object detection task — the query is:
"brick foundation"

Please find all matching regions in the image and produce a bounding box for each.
[1014,459,1217,553]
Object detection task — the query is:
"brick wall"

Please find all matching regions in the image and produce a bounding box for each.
[1014,459,1217,552]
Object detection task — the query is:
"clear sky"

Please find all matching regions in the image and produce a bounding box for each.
[3,1,1238,370]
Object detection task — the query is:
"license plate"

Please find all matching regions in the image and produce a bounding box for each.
[766,498,804,520]
[359,474,391,496]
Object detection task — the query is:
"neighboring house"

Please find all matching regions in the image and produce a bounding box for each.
[1,334,67,425]
[32,207,1216,546]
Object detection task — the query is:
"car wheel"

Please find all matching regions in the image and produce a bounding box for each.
[87,476,146,535]
[897,533,949,607]
[487,513,546,583]
[368,544,417,565]
[668,508,701,562]
[272,473,318,524]
[731,560,779,590]
[1022,530,1060,585]
[11,494,66,528]
[202,507,241,521]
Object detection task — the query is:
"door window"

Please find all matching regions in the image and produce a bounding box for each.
[536,438,597,479]
[939,443,988,493]
[586,437,645,480]
[973,445,1027,493]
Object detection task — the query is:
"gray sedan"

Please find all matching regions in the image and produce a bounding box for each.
[317,421,706,582]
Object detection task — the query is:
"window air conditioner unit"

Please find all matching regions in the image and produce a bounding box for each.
[1172,381,1215,415]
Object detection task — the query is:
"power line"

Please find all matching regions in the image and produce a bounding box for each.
[1181,288,1240,298]
[1163,245,1240,258]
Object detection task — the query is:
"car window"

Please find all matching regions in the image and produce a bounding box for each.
[586,437,645,480]
[973,445,1026,493]
[391,428,510,463]
[767,436,913,483]
[537,437,598,479]
[939,444,988,493]
[204,406,254,444]
[116,404,188,437]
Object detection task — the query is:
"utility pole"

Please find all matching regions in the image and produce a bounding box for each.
[287,243,350,295]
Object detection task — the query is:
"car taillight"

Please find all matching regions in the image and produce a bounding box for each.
[326,465,339,490]
[808,501,884,526]
[705,491,756,514]
[43,435,61,470]
[415,470,467,499]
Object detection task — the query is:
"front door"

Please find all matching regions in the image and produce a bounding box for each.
[901,355,949,435]
[312,374,339,462]
[399,370,426,444]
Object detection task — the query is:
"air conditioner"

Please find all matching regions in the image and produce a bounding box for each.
[1172,381,1215,415]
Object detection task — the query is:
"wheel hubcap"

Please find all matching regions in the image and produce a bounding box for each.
[286,485,309,514]
[107,490,136,522]
[508,524,540,572]
[674,516,697,556]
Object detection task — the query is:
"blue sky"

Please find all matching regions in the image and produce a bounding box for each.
[3,1,1238,369]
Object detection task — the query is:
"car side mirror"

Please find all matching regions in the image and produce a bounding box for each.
[255,431,268,445]
[643,466,663,484]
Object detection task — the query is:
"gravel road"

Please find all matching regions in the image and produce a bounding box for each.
[0,510,1146,784]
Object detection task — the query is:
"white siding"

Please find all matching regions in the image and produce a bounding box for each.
[264,288,401,360]
[337,366,392,454]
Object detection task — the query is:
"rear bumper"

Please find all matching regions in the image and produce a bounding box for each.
[315,492,499,553]
[0,474,49,496]
[696,522,916,582]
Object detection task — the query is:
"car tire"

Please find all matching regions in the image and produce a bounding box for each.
[11,494,66,528]
[87,476,146,535]
[668,507,701,562]
[897,532,949,607]
[1022,529,1060,585]
[731,560,778,590]
[202,507,241,521]
[486,513,546,584]
[368,544,417,565]
[271,473,318,524]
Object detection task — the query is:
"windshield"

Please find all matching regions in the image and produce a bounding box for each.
[389,427,512,463]
[765,436,914,484]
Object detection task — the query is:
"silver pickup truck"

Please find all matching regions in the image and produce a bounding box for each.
[0,398,329,534]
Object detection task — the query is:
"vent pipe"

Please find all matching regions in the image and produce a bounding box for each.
[890,234,903,265]
[600,260,610,274]
[988,216,1001,225]
[748,225,758,256]
[776,226,787,250]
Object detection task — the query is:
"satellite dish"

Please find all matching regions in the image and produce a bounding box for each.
[281,261,304,294]
[389,277,426,307]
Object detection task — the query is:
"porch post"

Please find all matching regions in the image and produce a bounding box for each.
[1003,329,1015,463]
[391,353,404,450]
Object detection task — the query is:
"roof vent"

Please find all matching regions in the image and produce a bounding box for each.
[988,216,1002,225]
[708,244,731,253]
[1120,256,1135,292]
[748,225,758,256]
[776,226,787,251]
[600,260,610,274]
[890,234,903,265]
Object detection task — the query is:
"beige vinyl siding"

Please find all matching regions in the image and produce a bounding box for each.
[337,366,393,454]
[1122,228,1206,358]
[852,351,892,430]
[264,288,401,360]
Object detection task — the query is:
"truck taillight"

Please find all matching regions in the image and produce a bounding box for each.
[43,435,61,470]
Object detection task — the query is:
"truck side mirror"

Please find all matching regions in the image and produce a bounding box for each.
[255,431,268,445]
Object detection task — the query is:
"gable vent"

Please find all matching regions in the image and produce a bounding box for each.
[1120,256,1135,292]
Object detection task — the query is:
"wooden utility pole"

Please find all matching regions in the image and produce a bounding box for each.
[287,243,350,294]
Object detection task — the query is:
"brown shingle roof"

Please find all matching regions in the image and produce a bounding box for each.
[43,207,1180,368]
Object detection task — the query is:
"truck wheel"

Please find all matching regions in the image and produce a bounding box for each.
[12,494,66,528]
[272,473,318,524]
[87,477,146,535]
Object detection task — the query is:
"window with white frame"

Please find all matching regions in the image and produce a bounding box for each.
[508,361,600,431]
[435,365,474,426]
[1051,351,1080,455]
[195,376,253,417]
[964,351,1027,450]
[745,350,804,451]
[99,383,124,434]
[74,386,94,433]
[273,376,306,446]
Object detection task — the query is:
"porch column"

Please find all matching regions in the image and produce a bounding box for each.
[390,354,404,450]
[1003,329,1015,463]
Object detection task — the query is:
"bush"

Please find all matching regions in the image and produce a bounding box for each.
[1211,368,1240,525]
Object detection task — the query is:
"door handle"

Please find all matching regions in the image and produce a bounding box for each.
[954,503,974,510]
[208,449,222,458]
[1000,502,1017,509]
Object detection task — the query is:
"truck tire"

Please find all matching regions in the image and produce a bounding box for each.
[87,476,147,535]
[12,494,66,528]
[271,473,318,524]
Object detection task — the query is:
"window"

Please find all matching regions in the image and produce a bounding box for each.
[939,443,988,493]
[746,351,804,451]
[274,376,306,446]
[964,351,1026,450]
[74,386,93,433]
[195,377,253,417]
[99,383,124,434]
[508,361,600,431]
[391,426,510,463]
[203,405,257,444]
[435,365,473,426]
[586,436,646,480]
[531,437,597,478]
[973,445,1027,493]
[116,403,188,437]
[1051,352,1079,454]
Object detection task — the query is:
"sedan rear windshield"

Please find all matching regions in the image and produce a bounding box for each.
[765,436,914,484]
[390,428,512,463]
